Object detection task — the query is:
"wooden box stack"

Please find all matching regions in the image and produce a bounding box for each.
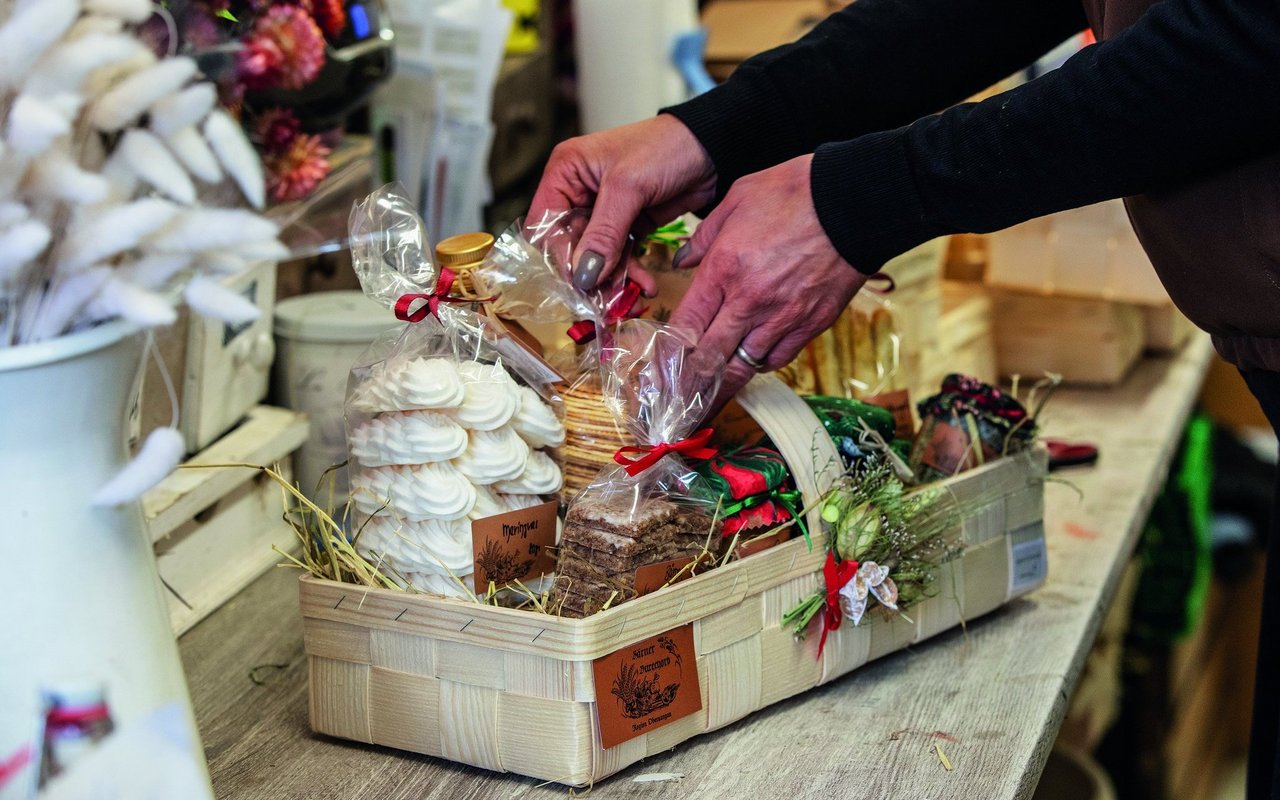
[880,238,947,400]
[300,374,1047,785]
[985,200,1193,384]
[144,405,308,634]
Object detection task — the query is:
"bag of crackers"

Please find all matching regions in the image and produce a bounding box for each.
[343,185,567,599]
[550,320,728,618]
[474,210,651,502]
[779,287,902,399]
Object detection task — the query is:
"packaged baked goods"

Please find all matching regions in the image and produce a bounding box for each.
[778,288,902,399]
[344,185,565,598]
[473,210,649,502]
[550,320,726,617]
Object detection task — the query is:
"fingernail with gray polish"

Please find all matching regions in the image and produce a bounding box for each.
[672,243,690,269]
[575,251,604,291]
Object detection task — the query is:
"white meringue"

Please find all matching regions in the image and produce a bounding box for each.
[350,357,465,413]
[511,385,565,448]
[469,484,509,521]
[349,410,468,466]
[447,361,519,430]
[355,514,473,574]
[453,426,529,485]
[494,450,563,495]
[502,493,545,511]
[351,462,477,521]
[403,569,475,598]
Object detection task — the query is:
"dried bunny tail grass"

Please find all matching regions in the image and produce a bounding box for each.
[165,126,223,184]
[183,275,260,325]
[204,109,266,209]
[59,198,181,273]
[24,147,110,205]
[85,277,178,329]
[0,0,79,89]
[6,95,71,155]
[117,128,196,205]
[26,32,144,96]
[90,56,197,132]
[91,426,185,506]
[117,253,192,291]
[0,219,50,284]
[149,84,217,139]
[147,208,279,253]
[84,0,154,23]
[24,267,111,341]
[67,14,126,39]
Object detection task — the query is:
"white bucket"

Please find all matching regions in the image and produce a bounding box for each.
[272,292,398,502]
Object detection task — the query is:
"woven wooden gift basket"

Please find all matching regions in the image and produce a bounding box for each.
[300,374,1047,785]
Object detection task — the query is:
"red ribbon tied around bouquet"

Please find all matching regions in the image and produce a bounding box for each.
[817,550,860,657]
[394,268,470,323]
[612,427,718,477]
[567,278,647,345]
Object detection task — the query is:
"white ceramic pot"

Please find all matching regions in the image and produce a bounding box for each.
[0,321,212,798]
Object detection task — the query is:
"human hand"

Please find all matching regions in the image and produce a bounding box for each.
[528,114,717,296]
[668,154,868,412]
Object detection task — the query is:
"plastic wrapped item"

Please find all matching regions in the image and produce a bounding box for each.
[550,320,726,617]
[474,210,650,501]
[343,184,566,598]
[778,288,902,399]
[910,374,1038,482]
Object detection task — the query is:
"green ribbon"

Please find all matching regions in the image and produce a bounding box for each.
[721,488,809,550]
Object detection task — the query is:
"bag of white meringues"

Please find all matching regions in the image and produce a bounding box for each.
[343,185,566,600]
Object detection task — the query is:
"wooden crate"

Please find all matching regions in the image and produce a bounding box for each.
[300,374,1046,785]
[1143,303,1195,353]
[986,199,1170,305]
[881,238,947,400]
[145,405,309,634]
[991,288,1144,386]
[920,281,997,392]
[134,259,278,455]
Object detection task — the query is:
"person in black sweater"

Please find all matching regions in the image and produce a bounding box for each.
[529,0,1280,796]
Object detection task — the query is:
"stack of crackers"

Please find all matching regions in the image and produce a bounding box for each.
[555,378,632,502]
[551,495,721,618]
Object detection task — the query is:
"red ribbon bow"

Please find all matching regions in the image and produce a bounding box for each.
[612,427,718,477]
[567,278,647,345]
[394,268,467,323]
[817,550,860,657]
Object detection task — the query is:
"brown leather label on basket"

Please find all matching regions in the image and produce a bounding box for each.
[471,500,559,591]
[633,554,709,597]
[734,528,790,559]
[865,389,916,440]
[593,624,700,749]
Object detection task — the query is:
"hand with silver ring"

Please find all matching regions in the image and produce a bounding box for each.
[669,153,868,413]
[734,345,767,371]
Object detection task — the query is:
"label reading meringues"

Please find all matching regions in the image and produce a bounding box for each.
[470,500,558,590]
[592,624,701,749]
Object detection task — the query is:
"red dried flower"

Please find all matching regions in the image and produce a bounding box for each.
[264,132,332,202]
[254,107,302,154]
[236,5,325,91]
[310,0,346,38]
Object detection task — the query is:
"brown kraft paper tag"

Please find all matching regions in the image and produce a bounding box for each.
[593,624,700,749]
[471,500,559,589]
[865,389,916,440]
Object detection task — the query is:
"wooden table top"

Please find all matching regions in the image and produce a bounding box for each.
[180,335,1215,799]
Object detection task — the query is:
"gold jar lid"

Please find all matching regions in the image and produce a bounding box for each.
[435,232,495,270]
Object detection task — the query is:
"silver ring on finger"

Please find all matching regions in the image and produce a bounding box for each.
[734,344,767,371]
